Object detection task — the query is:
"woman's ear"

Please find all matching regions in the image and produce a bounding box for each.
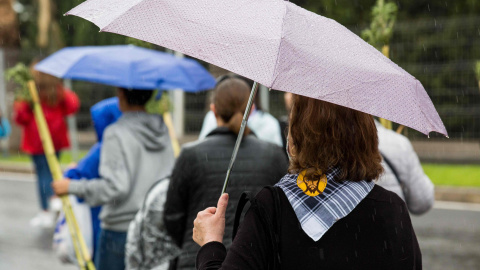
[117,89,127,111]
[210,103,217,118]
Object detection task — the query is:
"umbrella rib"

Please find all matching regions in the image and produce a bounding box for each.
[62,51,102,80]
[269,4,288,87]
[107,1,145,32]
[413,79,445,136]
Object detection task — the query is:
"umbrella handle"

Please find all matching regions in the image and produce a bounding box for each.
[220,82,259,195]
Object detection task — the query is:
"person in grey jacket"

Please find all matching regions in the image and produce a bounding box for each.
[53,88,175,270]
[164,77,288,270]
[375,120,434,215]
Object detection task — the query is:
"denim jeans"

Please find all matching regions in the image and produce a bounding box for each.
[31,153,60,210]
[95,229,127,270]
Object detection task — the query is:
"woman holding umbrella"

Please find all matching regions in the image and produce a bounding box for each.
[192,94,422,269]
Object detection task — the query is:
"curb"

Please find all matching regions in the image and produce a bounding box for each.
[435,186,480,204]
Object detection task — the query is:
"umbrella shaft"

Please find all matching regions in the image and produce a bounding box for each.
[221,82,259,195]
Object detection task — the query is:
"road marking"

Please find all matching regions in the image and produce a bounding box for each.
[0,172,35,183]
[434,201,480,212]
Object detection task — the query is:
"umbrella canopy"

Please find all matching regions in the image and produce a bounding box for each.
[67,0,446,136]
[35,45,216,92]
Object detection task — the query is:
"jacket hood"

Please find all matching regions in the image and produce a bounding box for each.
[118,112,169,151]
[90,97,122,141]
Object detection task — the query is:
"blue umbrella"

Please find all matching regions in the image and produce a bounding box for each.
[35,45,216,92]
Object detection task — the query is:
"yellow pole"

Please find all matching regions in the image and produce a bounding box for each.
[396,125,405,134]
[163,112,181,157]
[27,80,95,270]
[379,45,393,130]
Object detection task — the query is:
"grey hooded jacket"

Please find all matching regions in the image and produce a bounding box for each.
[375,120,434,215]
[69,112,175,231]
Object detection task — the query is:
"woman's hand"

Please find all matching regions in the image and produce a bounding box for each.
[52,179,71,196]
[193,193,229,247]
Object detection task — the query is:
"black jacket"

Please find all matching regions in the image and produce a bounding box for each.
[197,185,422,270]
[164,127,289,270]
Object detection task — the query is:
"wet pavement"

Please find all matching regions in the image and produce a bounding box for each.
[0,172,479,270]
[411,204,480,269]
[0,173,76,270]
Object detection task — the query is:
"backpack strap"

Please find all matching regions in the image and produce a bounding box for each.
[380,152,401,185]
[232,186,282,269]
[232,191,255,240]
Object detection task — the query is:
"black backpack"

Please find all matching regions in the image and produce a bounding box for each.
[232,186,282,270]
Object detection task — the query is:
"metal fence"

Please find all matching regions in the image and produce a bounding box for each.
[391,16,480,139]
[4,16,479,142]
[266,15,480,140]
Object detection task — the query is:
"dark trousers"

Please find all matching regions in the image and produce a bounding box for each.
[31,153,60,210]
[95,229,127,270]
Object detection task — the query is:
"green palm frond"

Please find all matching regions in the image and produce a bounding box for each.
[146,90,172,115]
[475,61,480,81]
[361,0,398,50]
[5,63,33,102]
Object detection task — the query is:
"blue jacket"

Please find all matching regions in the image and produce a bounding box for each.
[65,97,122,180]
[0,117,11,139]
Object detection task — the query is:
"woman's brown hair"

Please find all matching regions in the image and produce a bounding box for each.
[213,78,251,135]
[288,94,383,182]
[30,58,62,105]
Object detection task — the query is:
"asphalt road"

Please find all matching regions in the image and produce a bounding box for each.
[0,173,76,270]
[411,202,480,269]
[0,172,479,270]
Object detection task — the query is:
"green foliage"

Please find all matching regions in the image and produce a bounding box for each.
[145,91,172,115]
[422,164,480,187]
[361,0,398,49]
[125,37,153,49]
[475,61,480,82]
[5,63,32,101]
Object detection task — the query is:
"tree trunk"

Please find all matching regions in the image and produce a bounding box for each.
[37,0,52,48]
[0,0,20,47]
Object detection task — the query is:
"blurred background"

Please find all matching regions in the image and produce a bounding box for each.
[0,0,479,269]
[1,0,479,162]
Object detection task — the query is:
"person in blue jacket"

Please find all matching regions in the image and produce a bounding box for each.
[0,108,11,157]
[0,108,12,140]
[63,97,122,257]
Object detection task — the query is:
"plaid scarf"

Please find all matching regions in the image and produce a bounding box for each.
[275,168,374,241]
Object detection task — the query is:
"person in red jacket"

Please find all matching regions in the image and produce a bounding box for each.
[14,63,80,228]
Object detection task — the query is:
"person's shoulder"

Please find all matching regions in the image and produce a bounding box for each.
[245,134,279,147]
[247,136,285,156]
[101,120,124,140]
[176,138,211,162]
[377,125,412,149]
[182,134,219,152]
[366,184,406,206]
[258,111,279,122]
[251,111,280,128]
[253,186,287,212]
